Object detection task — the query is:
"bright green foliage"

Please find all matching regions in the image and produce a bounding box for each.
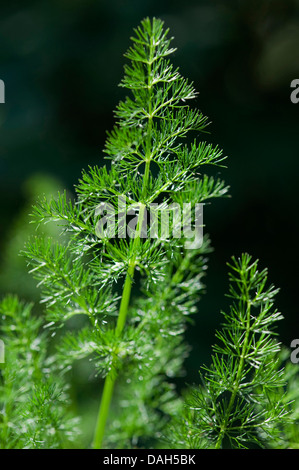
[0,295,79,449]
[169,254,291,449]
[21,17,228,448]
[13,16,295,450]
[102,239,212,448]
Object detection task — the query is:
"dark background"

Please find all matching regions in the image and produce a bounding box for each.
[0,0,298,440]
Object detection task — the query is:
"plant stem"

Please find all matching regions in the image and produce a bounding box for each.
[92,371,116,449]
[215,288,251,449]
[93,33,154,449]
[92,258,137,449]
[92,204,146,449]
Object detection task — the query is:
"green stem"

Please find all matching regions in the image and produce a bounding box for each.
[92,205,145,449]
[92,32,154,450]
[215,293,251,449]
[91,369,116,449]
[92,263,136,449]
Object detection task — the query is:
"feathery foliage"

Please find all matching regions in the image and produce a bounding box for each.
[21,17,229,448]
[169,254,291,449]
[5,16,294,450]
[0,295,79,449]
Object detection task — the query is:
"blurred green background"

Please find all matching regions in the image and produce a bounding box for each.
[0,0,299,444]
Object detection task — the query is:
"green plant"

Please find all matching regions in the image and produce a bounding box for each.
[0,295,79,448]
[168,254,291,449]
[21,17,228,449]
[0,17,296,450]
